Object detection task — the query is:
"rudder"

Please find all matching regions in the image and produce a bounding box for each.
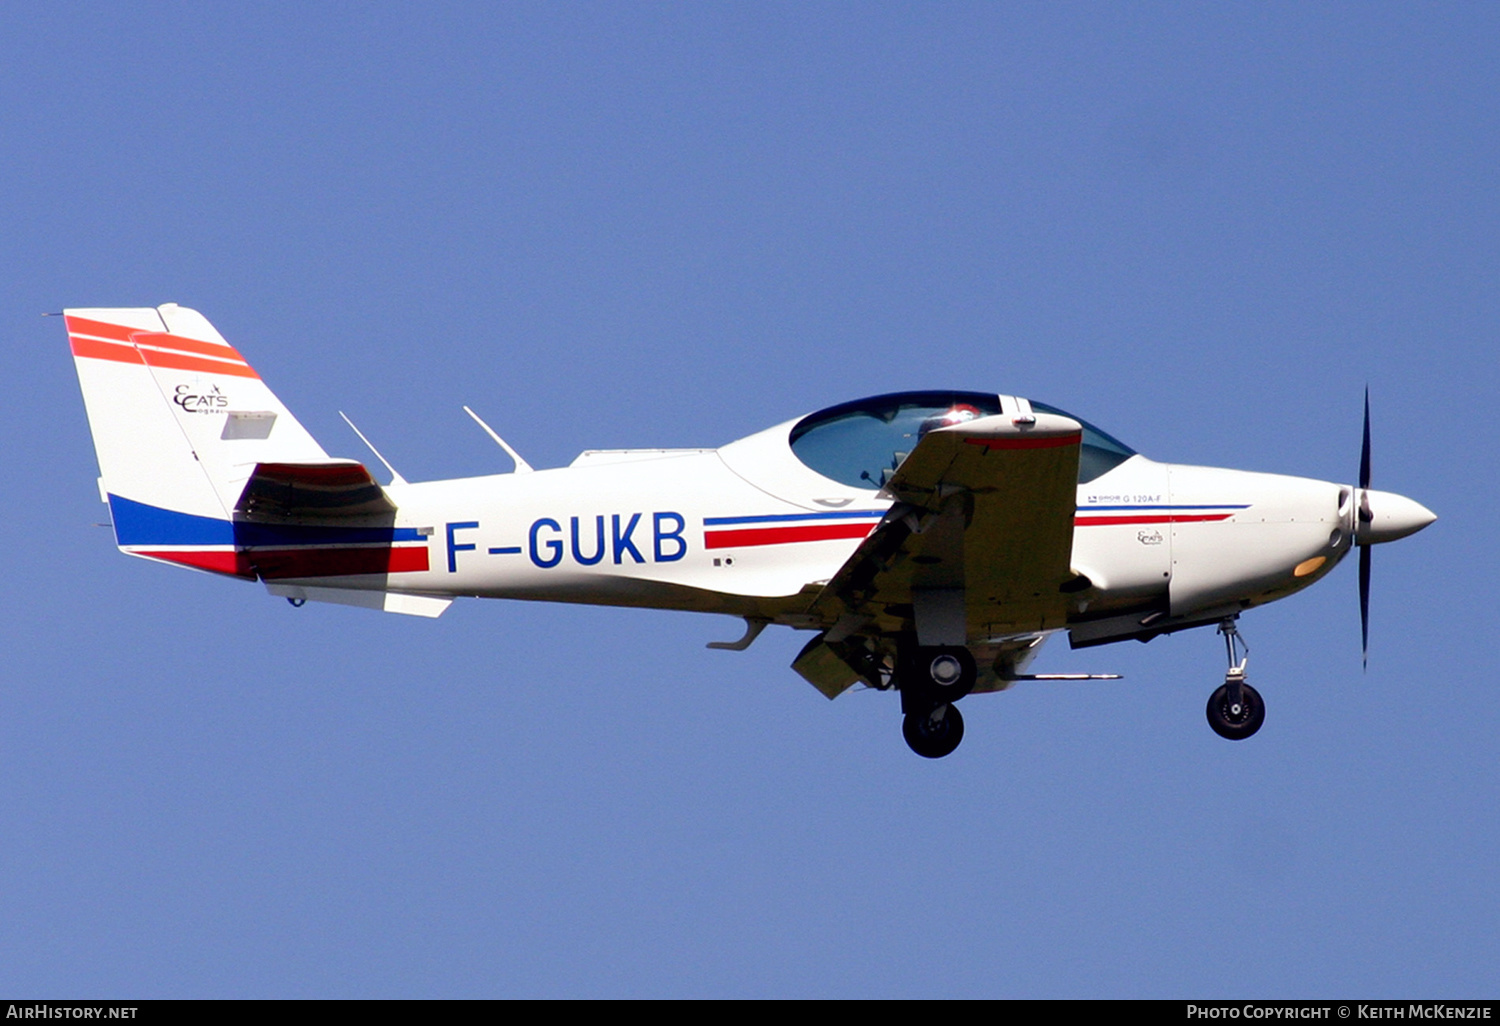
[66,304,330,574]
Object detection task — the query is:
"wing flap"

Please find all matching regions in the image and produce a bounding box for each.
[791,635,863,699]
[810,412,1083,638]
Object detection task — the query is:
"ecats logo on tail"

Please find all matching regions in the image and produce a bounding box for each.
[173,383,229,413]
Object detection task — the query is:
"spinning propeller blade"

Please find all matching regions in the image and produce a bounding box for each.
[1358,388,1372,669]
[1349,386,1436,669]
[1359,544,1371,670]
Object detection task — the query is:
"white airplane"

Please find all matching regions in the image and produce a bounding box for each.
[64,304,1436,757]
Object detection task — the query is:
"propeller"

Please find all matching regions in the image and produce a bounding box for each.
[1358,388,1372,669]
[1352,388,1435,669]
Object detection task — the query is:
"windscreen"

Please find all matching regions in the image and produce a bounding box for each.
[789,391,1002,489]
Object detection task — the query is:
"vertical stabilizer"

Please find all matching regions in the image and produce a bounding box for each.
[66,304,329,572]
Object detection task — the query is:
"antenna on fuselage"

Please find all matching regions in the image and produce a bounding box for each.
[339,411,408,486]
[462,405,534,474]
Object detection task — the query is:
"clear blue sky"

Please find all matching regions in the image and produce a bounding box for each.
[3,3,1494,997]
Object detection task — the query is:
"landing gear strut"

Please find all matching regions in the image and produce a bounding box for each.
[1206,618,1264,740]
[898,644,977,758]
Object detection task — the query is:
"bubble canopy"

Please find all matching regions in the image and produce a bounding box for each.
[787,391,1137,489]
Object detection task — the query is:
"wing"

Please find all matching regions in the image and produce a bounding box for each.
[794,411,1082,697]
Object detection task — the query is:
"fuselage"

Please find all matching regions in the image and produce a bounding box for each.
[307,396,1363,649]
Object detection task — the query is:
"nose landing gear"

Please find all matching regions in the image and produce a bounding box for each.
[1207,618,1264,740]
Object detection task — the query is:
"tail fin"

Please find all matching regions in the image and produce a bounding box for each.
[67,304,331,574]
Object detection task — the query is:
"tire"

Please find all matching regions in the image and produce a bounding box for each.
[904,646,977,703]
[1206,682,1265,740]
[902,703,965,758]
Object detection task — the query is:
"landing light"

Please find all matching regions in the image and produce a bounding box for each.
[1294,556,1327,578]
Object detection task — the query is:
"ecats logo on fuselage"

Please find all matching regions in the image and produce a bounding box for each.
[173,383,229,413]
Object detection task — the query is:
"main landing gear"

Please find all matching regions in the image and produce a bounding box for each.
[903,702,965,759]
[1206,618,1264,740]
[899,645,977,759]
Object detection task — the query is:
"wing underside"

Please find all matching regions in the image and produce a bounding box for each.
[795,411,1082,697]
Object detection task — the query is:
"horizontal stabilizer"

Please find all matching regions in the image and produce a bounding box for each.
[265,583,451,618]
[236,461,396,521]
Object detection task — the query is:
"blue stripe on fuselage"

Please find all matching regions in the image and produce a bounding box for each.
[108,494,234,546]
[703,510,886,526]
[107,494,423,548]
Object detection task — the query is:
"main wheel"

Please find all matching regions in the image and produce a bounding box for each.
[902,703,965,758]
[904,646,977,703]
[1206,682,1265,740]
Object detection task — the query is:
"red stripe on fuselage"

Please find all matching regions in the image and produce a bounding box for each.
[133,546,428,579]
[1074,513,1235,526]
[135,549,256,578]
[704,522,876,549]
[251,546,429,579]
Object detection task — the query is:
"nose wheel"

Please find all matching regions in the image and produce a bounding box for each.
[1207,676,1265,740]
[1207,619,1264,740]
